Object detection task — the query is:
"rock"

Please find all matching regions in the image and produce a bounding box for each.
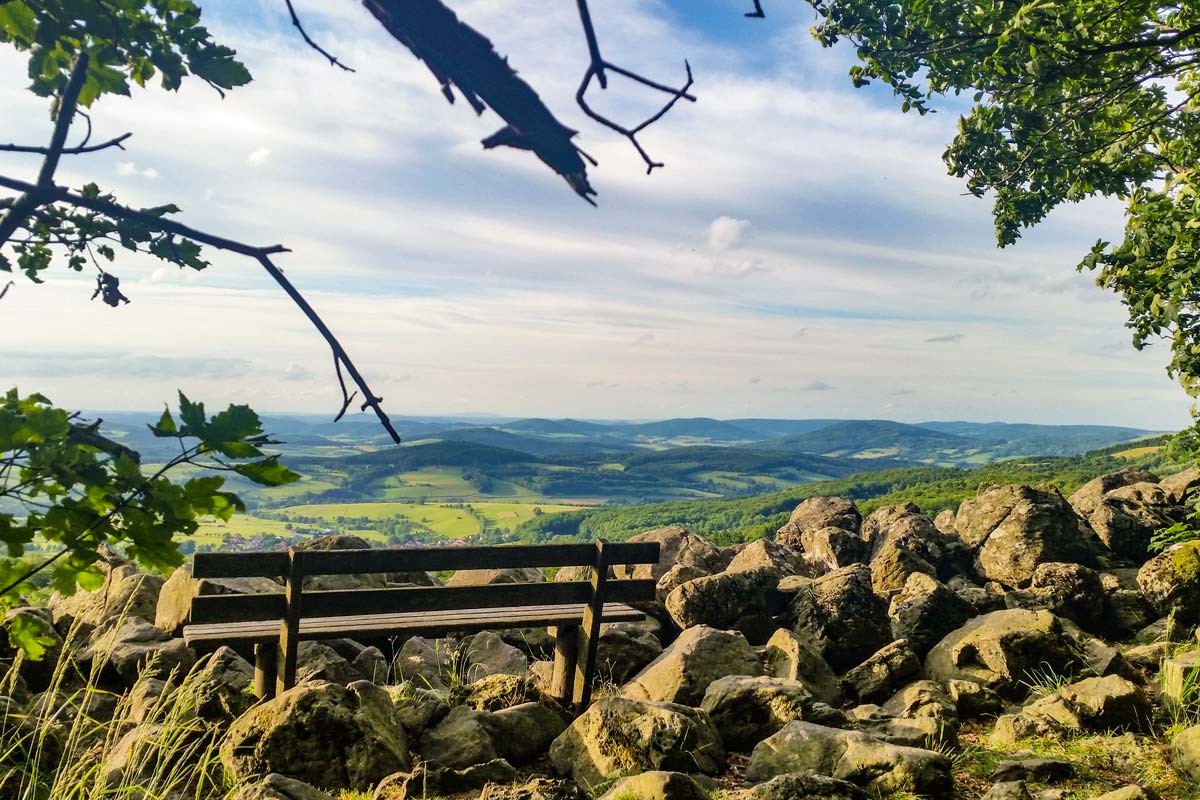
[296,642,358,686]
[745,720,952,798]
[156,562,279,636]
[454,673,540,711]
[101,723,170,788]
[776,497,862,549]
[1123,641,1174,671]
[373,760,518,800]
[191,645,256,724]
[234,774,336,800]
[464,631,528,680]
[848,704,953,749]
[762,628,843,707]
[728,539,811,576]
[955,485,1097,587]
[293,535,387,591]
[882,680,957,722]
[924,609,1081,699]
[947,679,1003,718]
[1171,723,1200,782]
[85,617,194,684]
[983,781,1031,800]
[1089,482,1184,562]
[735,772,866,800]
[842,640,921,705]
[1068,469,1160,519]
[622,625,761,706]
[598,772,710,800]
[700,675,811,752]
[991,675,1152,743]
[665,567,779,630]
[888,573,973,658]
[127,677,171,724]
[220,680,410,790]
[796,526,868,573]
[447,567,545,587]
[48,558,164,632]
[789,564,891,673]
[948,576,1008,616]
[1090,787,1158,800]
[990,758,1074,784]
[934,508,958,536]
[491,702,570,764]
[1007,562,1109,635]
[393,636,447,691]
[869,537,938,599]
[351,646,389,683]
[1161,466,1200,503]
[480,778,587,800]
[548,696,724,785]
[1138,542,1200,625]
[656,563,710,600]
[1158,650,1200,713]
[388,683,449,737]
[596,622,662,684]
[614,526,724,582]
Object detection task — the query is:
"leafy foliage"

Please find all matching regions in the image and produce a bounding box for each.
[0,389,297,655]
[806,0,1200,401]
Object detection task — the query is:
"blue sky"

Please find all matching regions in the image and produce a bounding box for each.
[0,0,1192,428]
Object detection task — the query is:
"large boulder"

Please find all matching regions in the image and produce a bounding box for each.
[1068,469,1159,519]
[394,636,448,691]
[233,774,335,800]
[745,721,952,798]
[1161,466,1200,503]
[841,640,921,705]
[789,564,891,673]
[548,696,724,786]
[597,622,662,684]
[776,497,862,549]
[622,625,761,706]
[991,675,1152,743]
[156,562,280,636]
[417,702,566,768]
[614,526,724,582]
[297,535,386,591]
[700,675,811,752]
[1137,541,1200,625]
[1088,482,1184,562]
[190,645,256,724]
[49,554,164,632]
[762,629,843,707]
[954,485,1097,587]
[924,610,1081,699]
[733,772,866,800]
[727,539,810,577]
[84,617,194,684]
[1171,723,1200,782]
[446,568,545,587]
[887,573,973,658]
[665,567,779,631]
[463,631,529,680]
[220,680,410,791]
[796,526,868,573]
[1006,562,1108,635]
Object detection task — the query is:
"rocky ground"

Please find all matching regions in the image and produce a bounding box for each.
[6,466,1200,800]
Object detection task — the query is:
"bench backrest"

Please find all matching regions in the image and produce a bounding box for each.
[189,541,660,624]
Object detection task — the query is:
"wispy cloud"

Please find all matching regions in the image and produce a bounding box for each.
[925,333,964,343]
[801,381,836,392]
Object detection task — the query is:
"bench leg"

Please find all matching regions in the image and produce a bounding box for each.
[254,642,278,700]
[549,625,579,704]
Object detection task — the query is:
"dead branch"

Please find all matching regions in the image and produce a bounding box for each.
[0,132,131,155]
[746,1,766,18]
[284,0,355,72]
[574,0,697,173]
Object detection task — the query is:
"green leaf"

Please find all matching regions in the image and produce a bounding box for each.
[5,612,58,661]
[234,456,301,487]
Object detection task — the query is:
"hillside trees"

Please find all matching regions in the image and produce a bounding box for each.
[801,0,1200,420]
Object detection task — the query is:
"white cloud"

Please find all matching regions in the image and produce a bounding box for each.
[115,161,159,179]
[706,216,752,251]
[246,147,272,167]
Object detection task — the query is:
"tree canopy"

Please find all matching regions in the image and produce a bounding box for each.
[805,0,1200,404]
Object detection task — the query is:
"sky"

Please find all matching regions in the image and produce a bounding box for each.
[0,0,1192,429]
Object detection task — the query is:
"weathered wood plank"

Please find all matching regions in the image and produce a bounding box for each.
[573,541,610,710]
[254,642,278,700]
[550,624,579,704]
[276,548,304,695]
[193,551,290,579]
[190,579,655,623]
[183,602,644,646]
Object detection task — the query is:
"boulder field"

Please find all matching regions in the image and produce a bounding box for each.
[5,466,1200,799]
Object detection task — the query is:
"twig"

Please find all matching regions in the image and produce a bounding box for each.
[746,1,765,18]
[0,281,12,302]
[0,132,132,155]
[574,0,696,173]
[284,0,355,71]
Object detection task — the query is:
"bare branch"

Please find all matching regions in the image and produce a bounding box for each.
[0,132,132,156]
[0,282,12,302]
[574,0,697,173]
[284,0,355,72]
[746,1,766,18]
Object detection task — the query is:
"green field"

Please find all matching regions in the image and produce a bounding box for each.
[278,500,584,537]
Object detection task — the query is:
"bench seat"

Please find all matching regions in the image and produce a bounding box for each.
[184,601,645,647]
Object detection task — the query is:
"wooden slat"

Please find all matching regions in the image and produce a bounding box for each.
[184,602,644,646]
[193,551,290,579]
[190,579,656,623]
[260,542,661,578]
[574,540,609,709]
[277,548,305,694]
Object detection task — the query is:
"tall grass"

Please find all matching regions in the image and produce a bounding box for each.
[1,619,232,800]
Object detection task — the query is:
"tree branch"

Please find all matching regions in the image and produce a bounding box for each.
[284,0,355,71]
[0,132,132,156]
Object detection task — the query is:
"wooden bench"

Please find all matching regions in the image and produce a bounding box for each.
[182,540,659,709]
